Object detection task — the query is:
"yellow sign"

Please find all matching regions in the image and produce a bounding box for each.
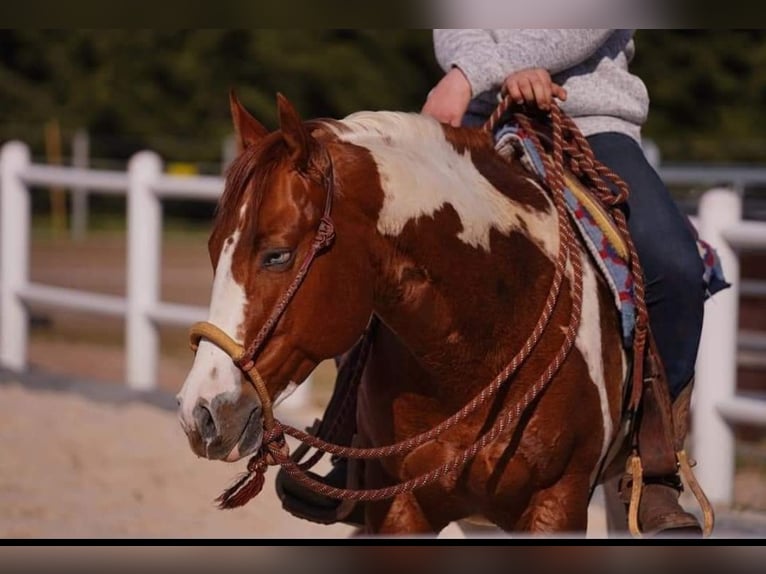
[166,162,198,176]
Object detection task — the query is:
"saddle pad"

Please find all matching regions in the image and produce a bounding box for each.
[494,123,729,348]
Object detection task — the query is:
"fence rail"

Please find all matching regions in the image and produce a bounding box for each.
[1,141,765,508]
[0,141,312,406]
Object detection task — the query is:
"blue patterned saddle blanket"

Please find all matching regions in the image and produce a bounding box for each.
[494,124,729,347]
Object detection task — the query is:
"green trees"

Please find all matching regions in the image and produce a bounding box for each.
[0,30,439,166]
[633,30,766,162]
[1,30,765,165]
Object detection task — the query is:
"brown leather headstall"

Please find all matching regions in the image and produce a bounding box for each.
[189,149,336,427]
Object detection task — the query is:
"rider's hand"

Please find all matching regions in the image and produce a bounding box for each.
[421,67,472,127]
[504,68,567,111]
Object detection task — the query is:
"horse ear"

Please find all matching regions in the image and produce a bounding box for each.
[229,89,268,151]
[276,92,312,170]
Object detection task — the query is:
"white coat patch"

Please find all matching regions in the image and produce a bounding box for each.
[177,230,248,425]
[328,112,558,258]
[572,252,614,476]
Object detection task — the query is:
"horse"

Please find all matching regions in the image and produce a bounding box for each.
[176,92,630,535]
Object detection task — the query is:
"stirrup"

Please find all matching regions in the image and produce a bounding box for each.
[275,460,363,526]
[677,449,715,536]
[626,450,715,538]
[626,453,644,537]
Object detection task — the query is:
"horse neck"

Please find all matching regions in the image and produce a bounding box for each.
[332,118,564,386]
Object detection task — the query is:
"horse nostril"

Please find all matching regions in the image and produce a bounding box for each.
[193,403,217,443]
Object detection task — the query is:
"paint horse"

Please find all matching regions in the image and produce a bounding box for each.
[177,93,631,535]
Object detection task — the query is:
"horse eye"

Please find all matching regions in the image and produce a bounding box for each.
[262,249,293,269]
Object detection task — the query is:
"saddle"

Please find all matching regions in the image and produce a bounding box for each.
[496,115,629,256]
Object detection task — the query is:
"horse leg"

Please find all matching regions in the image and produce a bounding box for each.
[515,473,591,534]
[364,492,442,536]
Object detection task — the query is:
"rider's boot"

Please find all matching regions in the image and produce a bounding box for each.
[634,380,703,535]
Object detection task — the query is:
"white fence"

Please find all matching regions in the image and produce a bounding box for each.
[693,188,766,507]
[1,140,765,507]
[0,141,314,406]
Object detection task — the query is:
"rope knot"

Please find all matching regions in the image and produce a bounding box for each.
[314,216,336,251]
[262,421,290,465]
[236,356,256,372]
[214,424,290,510]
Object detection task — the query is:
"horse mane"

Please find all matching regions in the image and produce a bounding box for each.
[218,112,493,218]
[213,130,301,251]
[216,119,340,225]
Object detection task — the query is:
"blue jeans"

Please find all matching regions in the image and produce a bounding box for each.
[463,98,704,398]
[587,133,704,399]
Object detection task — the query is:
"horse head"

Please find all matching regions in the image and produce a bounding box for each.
[176,93,374,461]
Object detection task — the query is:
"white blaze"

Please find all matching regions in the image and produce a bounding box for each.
[177,230,248,428]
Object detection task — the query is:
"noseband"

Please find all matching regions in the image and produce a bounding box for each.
[189,151,336,431]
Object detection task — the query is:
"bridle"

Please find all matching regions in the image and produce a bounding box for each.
[189,149,336,431]
[186,114,587,510]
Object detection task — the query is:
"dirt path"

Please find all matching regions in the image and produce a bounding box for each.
[5,377,766,538]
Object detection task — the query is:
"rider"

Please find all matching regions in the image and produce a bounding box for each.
[422,30,709,535]
[281,29,712,535]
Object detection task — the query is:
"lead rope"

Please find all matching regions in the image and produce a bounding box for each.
[486,96,649,412]
[203,205,583,505]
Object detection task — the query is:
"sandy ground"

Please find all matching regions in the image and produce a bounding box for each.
[0,380,356,539]
[0,378,623,539]
[5,378,766,540]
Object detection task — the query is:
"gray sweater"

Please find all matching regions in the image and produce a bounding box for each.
[433,29,649,142]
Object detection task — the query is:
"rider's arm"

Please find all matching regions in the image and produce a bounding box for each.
[434,29,615,97]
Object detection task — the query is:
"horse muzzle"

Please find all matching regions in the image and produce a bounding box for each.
[179,393,264,461]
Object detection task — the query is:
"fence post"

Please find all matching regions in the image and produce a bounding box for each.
[70,129,90,241]
[0,142,31,371]
[126,151,163,390]
[694,187,741,507]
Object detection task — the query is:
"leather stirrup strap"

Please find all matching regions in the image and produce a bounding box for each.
[626,334,680,538]
[311,317,377,448]
[636,338,678,477]
[279,317,377,478]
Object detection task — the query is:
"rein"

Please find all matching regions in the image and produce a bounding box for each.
[487,96,714,537]
[487,98,650,411]
[188,101,606,509]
